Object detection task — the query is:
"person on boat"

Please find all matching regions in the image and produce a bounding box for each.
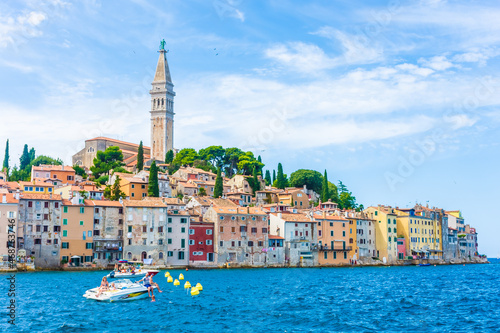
[114,263,119,271]
[96,276,110,298]
[131,266,136,274]
[148,272,162,294]
[138,273,154,297]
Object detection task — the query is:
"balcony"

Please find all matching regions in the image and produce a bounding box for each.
[314,245,352,252]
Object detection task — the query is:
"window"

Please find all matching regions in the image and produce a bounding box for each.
[206,229,213,235]
[80,221,84,226]
[93,230,100,236]
[181,239,185,248]
[142,226,147,233]
[251,228,257,233]
[168,218,172,223]
[141,185,145,189]
[220,241,224,247]
[207,240,212,245]
[86,243,93,249]
[34,238,42,245]
[159,239,163,245]
[231,241,235,247]
[231,227,236,233]
[88,231,92,237]
[333,252,337,259]
[54,226,61,232]
[219,216,224,220]
[119,219,123,225]
[248,241,254,246]
[159,252,164,259]
[158,226,163,232]
[189,239,195,245]
[181,218,187,223]
[258,241,263,247]
[131,184,135,189]
[142,239,147,245]
[167,251,173,257]
[43,214,49,220]
[344,252,347,259]
[62,230,67,237]
[181,227,186,233]
[44,202,49,208]
[168,238,172,244]
[342,231,345,237]
[43,225,48,232]
[262,228,268,234]
[62,242,69,249]
[178,252,185,260]
[28,201,33,208]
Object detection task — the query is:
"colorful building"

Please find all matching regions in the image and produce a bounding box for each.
[19,180,54,195]
[312,211,350,265]
[60,197,94,266]
[364,206,398,264]
[165,209,190,266]
[269,212,317,266]
[31,165,76,185]
[0,193,18,264]
[205,206,268,266]
[188,220,214,264]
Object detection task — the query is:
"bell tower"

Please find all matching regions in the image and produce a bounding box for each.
[150,39,175,161]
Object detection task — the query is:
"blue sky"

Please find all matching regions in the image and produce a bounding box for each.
[1,0,500,255]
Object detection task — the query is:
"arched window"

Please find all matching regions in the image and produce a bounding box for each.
[162,98,164,106]
[159,252,163,259]
[127,252,132,259]
[141,251,147,260]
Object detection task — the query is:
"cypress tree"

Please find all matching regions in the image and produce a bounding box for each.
[252,166,260,195]
[20,144,30,170]
[276,163,286,189]
[321,169,330,203]
[2,139,9,171]
[137,141,144,171]
[28,147,35,164]
[272,170,276,183]
[148,160,159,197]
[264,170,271,185]
[213,168,223,198]
[165,149,174,164]
[257,155,263,174]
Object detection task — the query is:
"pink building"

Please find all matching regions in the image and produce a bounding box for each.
[397,237,406,260]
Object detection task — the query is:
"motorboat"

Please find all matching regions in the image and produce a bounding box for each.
[83,279,157,302]
[106,268,159,279]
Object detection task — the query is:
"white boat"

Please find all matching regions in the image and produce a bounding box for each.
[106,269,159,279]
[83,279,156,302]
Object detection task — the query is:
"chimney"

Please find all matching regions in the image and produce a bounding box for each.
[2,194,6,203]
[15,190,20,200]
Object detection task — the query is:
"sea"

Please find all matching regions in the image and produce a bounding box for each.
[1,260,500,332]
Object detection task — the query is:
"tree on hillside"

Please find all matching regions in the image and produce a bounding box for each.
[339,191,357,210]
[30,155,63,167]
[19,145,30,170]
[104,175,126,201]
[199,146,225,169]
[193,159,215,173]
[28,148,35,163]
[73,164,86,178]
[137,141,144,171]
[257,155,263,174]
[289,169,323,193]
[272,170,276,184]
[90,146,124,178]
[328,181,339,203]
[264,170,271,186]
[224,147,244,177]
[276,163,287,189]
[165,149,174,164]
[198,187,207,196]
[213,168,223,198]
[249,166,261,195]
[338,181,348,194]
[321,170,331,203]
[237,151,264,176]
[148,160,159,197]
[2,139,9,172]
[172,148,198,166]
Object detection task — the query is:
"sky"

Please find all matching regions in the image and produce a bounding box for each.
[1,0,499,255]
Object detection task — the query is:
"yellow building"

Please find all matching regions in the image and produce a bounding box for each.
[60,198,94,266]
[364,206,398,264]
[19,180,54,195]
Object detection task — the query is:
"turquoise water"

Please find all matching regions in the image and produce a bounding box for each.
[1,262,500,332]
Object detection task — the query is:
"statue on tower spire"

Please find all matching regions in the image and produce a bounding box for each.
[159,39,166,51]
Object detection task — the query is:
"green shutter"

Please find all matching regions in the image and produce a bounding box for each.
[63,230,67,237]
[63,219,68,225]
[63,206,68,213]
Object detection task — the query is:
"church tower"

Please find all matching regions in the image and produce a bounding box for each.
[150,39,175,162]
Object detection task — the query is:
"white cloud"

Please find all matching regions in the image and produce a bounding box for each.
[418,56,454,71]
[444,114,478,130]
[0,11,47,48]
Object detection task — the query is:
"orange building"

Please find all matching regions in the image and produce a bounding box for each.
[114,173,149,200]
[32,165,76,185]
[60,198,94,266]
[313,211,350,265]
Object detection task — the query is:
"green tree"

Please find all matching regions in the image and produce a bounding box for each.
[321,170,330,202]
[289,169,323,193]
[199,146,225,168]
[257,155,263,174]
[137,141,144,171]
[339,191,357,210]
[272,170,276,184]
[193,159,215,173]
[90,146,124,178]
[104,175,126,201]
[264,170,271,186]
[28,148,35,164]
[30,155,63,168]
[328,181,339,203]
[19,144,30,170]
[237,151,264,176]
[224,147,244,177]
[198,187,207,196]
[249,166,261,195]
[73,164,86,177]
[165,149,174,164]
[172,148,198,166]
[276,163,287,189]
[2,139,9,172]
[148,160,159,197]
[213,168,223,198]
[338,181,348,194]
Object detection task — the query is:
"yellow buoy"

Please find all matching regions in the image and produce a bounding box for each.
[184,281,191,289]
[165,271,170,277]
[167,276,173,283]
[190,287,199,296]
[195,283,203,291]
[173,279,180,286]
[179,273,184,280]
